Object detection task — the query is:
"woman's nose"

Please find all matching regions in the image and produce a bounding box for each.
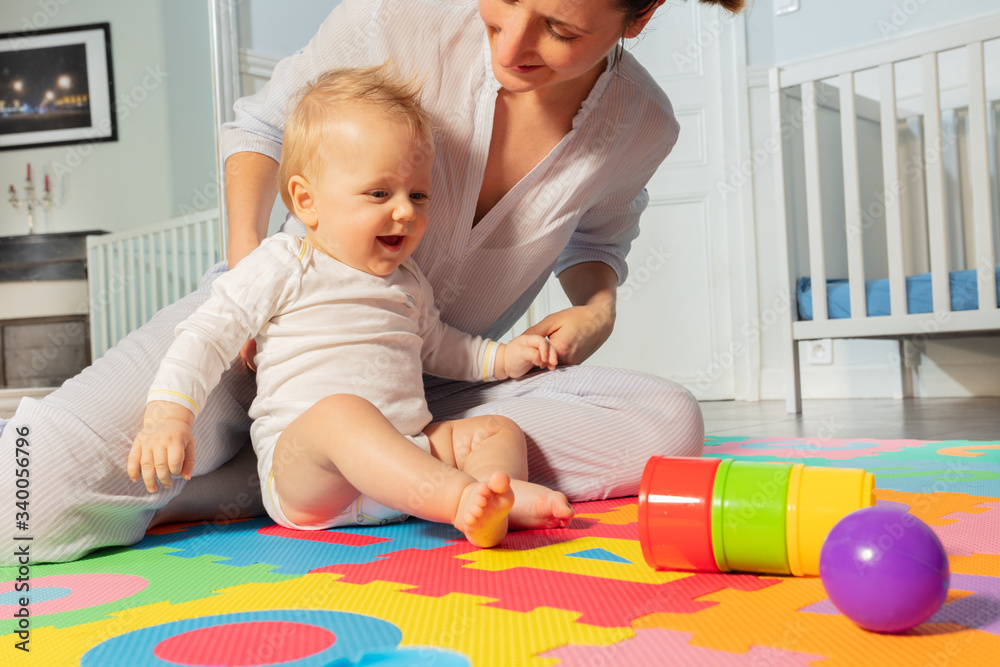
[496,15,535,67]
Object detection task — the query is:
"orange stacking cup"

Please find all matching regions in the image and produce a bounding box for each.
[785,464,876,576]
[639,456,720,572]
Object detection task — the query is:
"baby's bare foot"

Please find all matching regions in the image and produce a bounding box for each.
[455,471,514,548]
[509,481,574,530]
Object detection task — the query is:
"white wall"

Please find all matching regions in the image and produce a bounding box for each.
[239,0,338,57]
[746,1,1000,399]
[161,0,217,218]
[0,0,216,238]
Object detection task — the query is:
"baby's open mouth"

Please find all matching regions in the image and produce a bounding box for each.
[379,235,404,250]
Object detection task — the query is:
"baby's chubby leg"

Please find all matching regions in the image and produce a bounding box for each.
[271,394,510,546]
[424,415,574,532]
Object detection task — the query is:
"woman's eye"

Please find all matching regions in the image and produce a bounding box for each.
[547,23,574,42]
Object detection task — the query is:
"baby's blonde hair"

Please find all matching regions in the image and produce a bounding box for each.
[278,64,433,212]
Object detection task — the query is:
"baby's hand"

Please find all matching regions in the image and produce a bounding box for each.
[498,334,558,380]
[128,401,196,493]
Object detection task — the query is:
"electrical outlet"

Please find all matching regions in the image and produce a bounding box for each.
[775,0,800,15]
[807,339,833,365]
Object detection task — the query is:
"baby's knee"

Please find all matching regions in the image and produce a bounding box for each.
[457,414,524,458]
[475,414,522,443]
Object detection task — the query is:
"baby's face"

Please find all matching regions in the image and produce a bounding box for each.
[306,113,433,276]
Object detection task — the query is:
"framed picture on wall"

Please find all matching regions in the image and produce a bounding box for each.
[0,23,117,151]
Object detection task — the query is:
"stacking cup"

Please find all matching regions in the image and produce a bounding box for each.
[638,456,720,572]
[711,460,794,575]
[785,464,876,576]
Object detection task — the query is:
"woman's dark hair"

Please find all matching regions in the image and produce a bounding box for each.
[616,0,746,27]
[613,0,747,65]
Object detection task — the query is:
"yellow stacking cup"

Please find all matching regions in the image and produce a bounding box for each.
[785,464,876,576]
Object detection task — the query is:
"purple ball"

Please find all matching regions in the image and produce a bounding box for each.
[819,506,949,633]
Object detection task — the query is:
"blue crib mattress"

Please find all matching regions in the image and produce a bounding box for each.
[797,267,1000,320]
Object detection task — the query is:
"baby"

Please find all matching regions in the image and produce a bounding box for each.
[128,65,574,547]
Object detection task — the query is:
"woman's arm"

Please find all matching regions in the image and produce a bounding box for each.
[524,261,618,365]
[225,152,280,267]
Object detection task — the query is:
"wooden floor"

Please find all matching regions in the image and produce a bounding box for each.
[701,397,1000,441]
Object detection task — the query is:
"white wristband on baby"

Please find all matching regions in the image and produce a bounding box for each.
[483,341,499,382]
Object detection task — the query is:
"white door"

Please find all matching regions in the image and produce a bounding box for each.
[532,5,743,400]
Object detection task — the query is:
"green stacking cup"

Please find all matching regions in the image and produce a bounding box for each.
[711,460,794,575]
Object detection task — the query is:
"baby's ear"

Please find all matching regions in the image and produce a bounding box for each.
[288,175,318,227]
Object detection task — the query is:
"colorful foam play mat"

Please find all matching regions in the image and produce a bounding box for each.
[3,436,998,665]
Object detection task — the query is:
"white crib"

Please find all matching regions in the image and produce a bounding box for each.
[86,210,223,361]
[772,16,1000,413]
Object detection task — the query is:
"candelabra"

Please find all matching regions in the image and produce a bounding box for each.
[8,166,58,235]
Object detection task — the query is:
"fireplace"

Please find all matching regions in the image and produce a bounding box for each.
[0,315,91,389]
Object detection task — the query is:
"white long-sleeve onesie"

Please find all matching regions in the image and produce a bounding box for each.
[148,233,499,523]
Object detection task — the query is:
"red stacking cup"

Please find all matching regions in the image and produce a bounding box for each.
[638,456,720,572]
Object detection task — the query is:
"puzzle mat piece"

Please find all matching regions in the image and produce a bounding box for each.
[705,436,933,461]
[132,516,468,574]
[0,574,632,667]
[875,489,1000,556]
[567,547,631,564]
[866,462,1000,495]
[802,573,1000,637]
[458,536,676,582]
[704,439,1000,496]
[0,545,289,633]
[937,444,1000,458]
[633,575,1000,666]
[705,437,1000,484]
[540,628,826,666]
[574,500,638,525]
[131,498,640,576]
[951,553,1000,576]
[79,609,468,667]
[725,457,1000,495]
[322,542,776,627]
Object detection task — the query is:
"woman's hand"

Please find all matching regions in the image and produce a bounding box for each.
[524,261,619,365]
[523,303,615,366]
[128,401,196,493]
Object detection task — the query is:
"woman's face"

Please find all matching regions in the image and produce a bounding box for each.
[479,0,637,95]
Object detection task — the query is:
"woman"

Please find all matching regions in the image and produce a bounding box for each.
[0,0,743,565]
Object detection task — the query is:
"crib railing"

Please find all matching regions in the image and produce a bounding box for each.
[86,209,223,360]
[771,16,1000,411]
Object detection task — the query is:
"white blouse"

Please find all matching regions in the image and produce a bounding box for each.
[220,0,679,340]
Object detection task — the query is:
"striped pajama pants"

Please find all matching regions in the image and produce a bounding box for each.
[0,262,703,565]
